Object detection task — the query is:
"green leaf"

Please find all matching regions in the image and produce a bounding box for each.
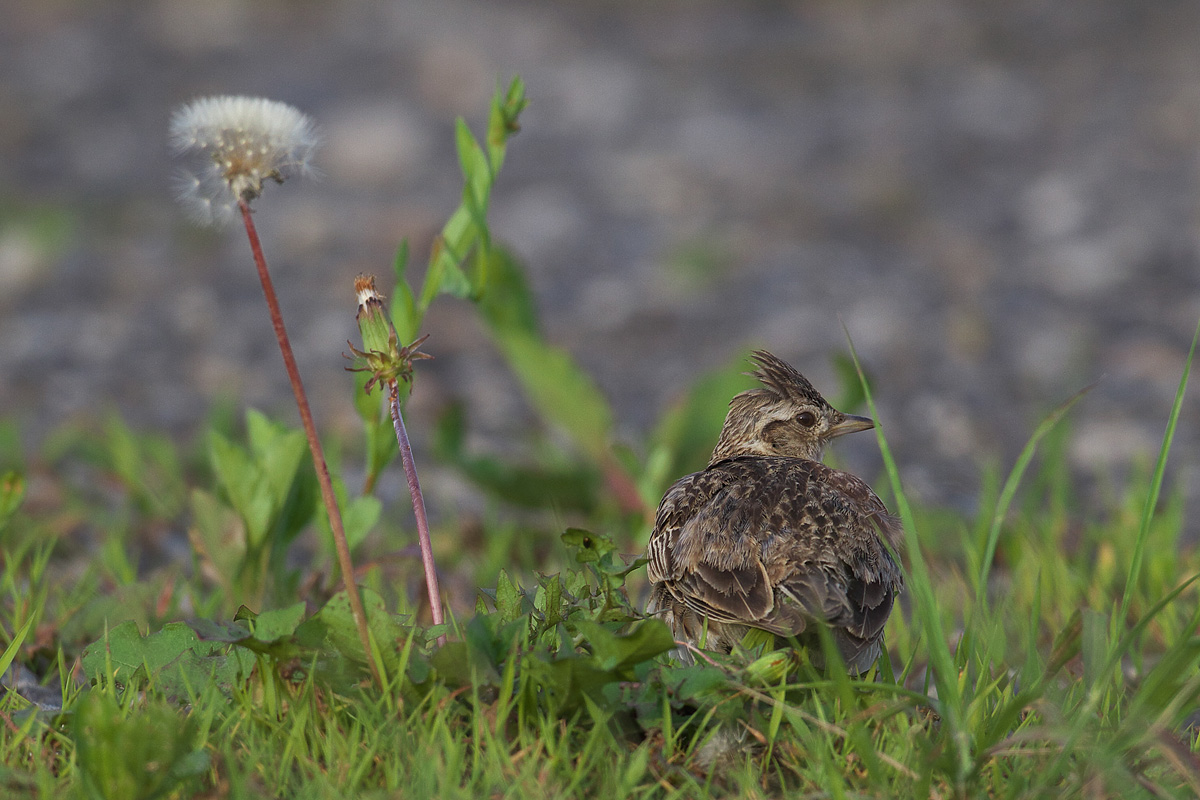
[526,657,614,716]
[561,528,615,563]
[495,570,525,624]
[207,430,272,546]
[534,574,567,630]
[672,663,729,701]
[488,329,614,461]
[456,117,490,186]
[341,494,382,550]
[295,588,407,673]
[352,358,384,424]
[430,642,473,688]
[316,477,380,553]
[102,414,186,519]
[433,403,600,512]
[390,240,420,344]
[414,80,525,312]
[246,409,308,507]
[80,621,253,699]
[271,462,319,554]
[487,76,527,173]
[186,617,252,645]
[477,248,539,336]
[206,411,314,566]
[1081,608,1111,690]
[187,488,245,593]
[392,238,410,282]
[432,613,524,687]
[420,231,474,309]
[573,619,675,672]
[248,602,307,644]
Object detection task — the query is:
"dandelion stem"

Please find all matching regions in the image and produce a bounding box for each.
[238,199,381,687]
[388,380,445,643]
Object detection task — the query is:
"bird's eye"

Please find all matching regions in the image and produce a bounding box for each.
[797,411,817,428]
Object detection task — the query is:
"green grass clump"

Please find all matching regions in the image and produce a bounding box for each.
[1,76,1198,798]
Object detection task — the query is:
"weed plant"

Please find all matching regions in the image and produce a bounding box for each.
[0,77,1198,798]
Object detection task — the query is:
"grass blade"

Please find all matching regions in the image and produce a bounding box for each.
[974,384,1093,606]
[842,328,972,789]
[1117,315,1200,628]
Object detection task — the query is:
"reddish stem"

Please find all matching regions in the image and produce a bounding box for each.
[238,200,381,687]
[602,455,650,521]
[388,381,445,643]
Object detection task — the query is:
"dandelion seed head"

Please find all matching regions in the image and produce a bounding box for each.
[169,95,318,225]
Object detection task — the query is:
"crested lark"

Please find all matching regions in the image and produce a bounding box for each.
[645,350,902,674]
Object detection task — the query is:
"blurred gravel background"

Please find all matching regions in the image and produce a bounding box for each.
[2,0,1199,528]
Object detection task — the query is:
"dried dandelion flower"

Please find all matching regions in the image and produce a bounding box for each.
[169,95,318,225]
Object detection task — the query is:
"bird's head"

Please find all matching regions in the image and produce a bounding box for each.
[710,350,874,462]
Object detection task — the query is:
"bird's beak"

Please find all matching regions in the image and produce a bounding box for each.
[828,413,874,438]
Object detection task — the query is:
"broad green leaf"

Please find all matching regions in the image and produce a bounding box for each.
[433,403,600,512]
[430,641,473,688]
[672,663,729,701]
[420,231,474,309]
[207,412,313,559]
[341,494,381,550]
[207,430,272,546]
[431,613,522,687]
[187,617,252,645]
[573,619,675,672]
[526,656,615,715]
[489,330,614,461]
[249,602,307,644]
[316,477,380,552]
[455,116,490,188]
[80,621,253,698]
[271,463,318,554]
[187,488,245,591]
[246,409,307,507]
[477,248,539,336]
[295,588,407,672]
[102,414,186,519]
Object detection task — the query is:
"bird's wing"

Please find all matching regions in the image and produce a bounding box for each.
[647,457,902,642]
[768,460,902,649]
[647,466,781,629]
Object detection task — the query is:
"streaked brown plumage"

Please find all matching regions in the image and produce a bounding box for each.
[645,350,902,673]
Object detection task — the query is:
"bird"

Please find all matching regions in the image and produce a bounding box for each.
[645,350,902,674]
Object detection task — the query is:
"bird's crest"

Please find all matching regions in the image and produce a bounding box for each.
[747,350,829,408]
